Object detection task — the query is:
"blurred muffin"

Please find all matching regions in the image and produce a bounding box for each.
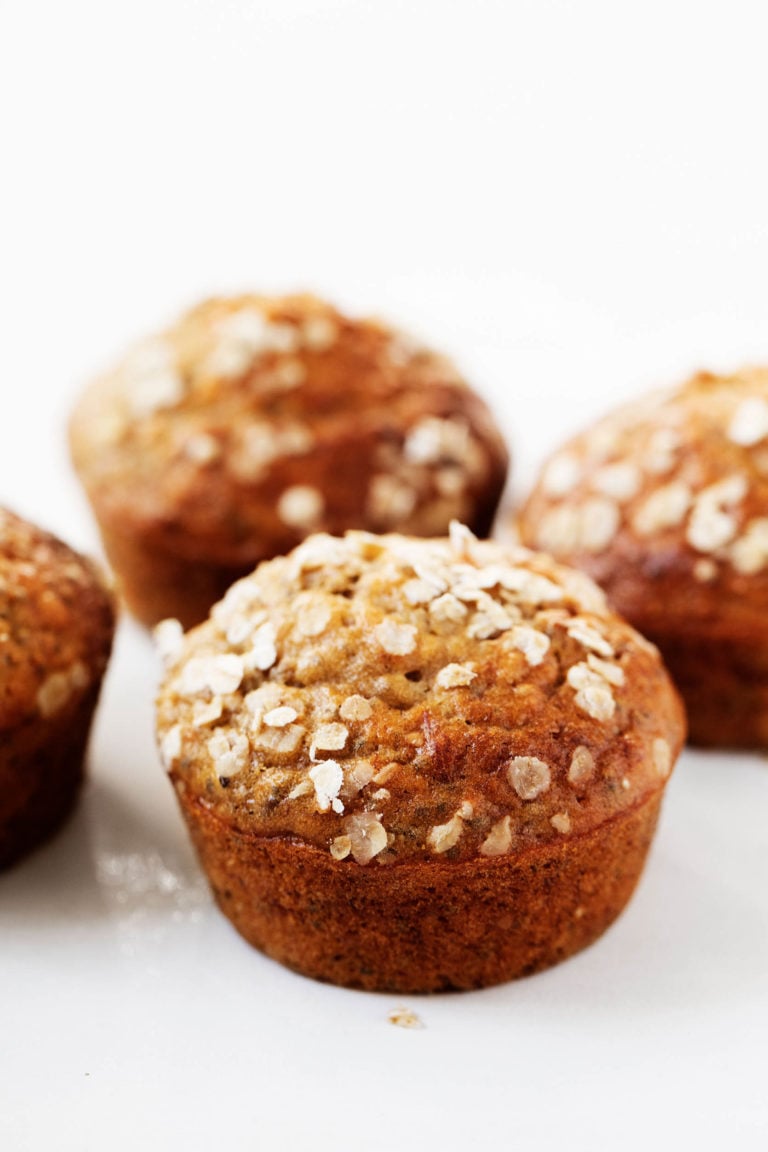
[70,295,508,628]
[518,367,768,747]
[156,525,684,993]
[0,507,115,869]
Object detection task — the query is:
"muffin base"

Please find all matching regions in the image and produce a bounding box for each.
[0,691,100,871]
[178,790,662,993]
[640,627,768,748]
[97,517,248,630]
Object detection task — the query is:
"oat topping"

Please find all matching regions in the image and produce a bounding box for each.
[263,706,299,728]
[693,557,718,582]
[728,396,768,446]
[343,812,388,864]
[633,482,691,536]
[36,662,90,718]
[207,730,250,779]
[427,801,473,853]
[686,475,746,553]
[311,723,349,756]
[339,695,374,722]
[479,816,512,857]
[541,452,582,497]
[507,756,551,800]
[567,745,595,786]
[330,834,352,860]
[730,517,768,574]
[435,662,476,689]
[192,697,224,727]
[277,485,325,530]
[160,725,182,769]
[375,619,418,656]
[591,462,641,502]
[404,417,470,466]
[367,474,417,523]
[309,760,344,813]
[156,528,677,864]
[119,339,185,418]
[566,662,616,721]
[508,624,550,666]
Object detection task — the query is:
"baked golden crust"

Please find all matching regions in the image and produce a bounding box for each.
[0,507,115,868]
[70,295,509,628]
[517,368,768,747]
[156,526,684,991]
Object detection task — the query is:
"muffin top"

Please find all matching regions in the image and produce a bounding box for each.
[519,368,768,627]
[70,294,507,561]
[0,507,115,731]
[156,526,684,866]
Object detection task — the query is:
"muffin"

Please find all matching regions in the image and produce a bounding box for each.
[0,507,115,869]
[518,367,768,748]
[155,524,684,993]
[70,294,509,629]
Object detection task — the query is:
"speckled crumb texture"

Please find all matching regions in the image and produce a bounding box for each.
[0,507,115,869]
[156,525,684,991]
[517,367,768,747]
[70,294,509,628]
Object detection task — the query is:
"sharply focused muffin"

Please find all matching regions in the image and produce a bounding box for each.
[0,507,115,869]
[70,294,509,629]
[518,367,768,748]
[155,524,684,992]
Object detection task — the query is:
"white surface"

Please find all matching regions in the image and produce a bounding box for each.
[1,2,768,1149]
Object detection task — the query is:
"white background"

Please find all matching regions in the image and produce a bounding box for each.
[1,2,767,1149]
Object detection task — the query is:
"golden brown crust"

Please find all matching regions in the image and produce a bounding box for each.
[70,295,509,628]
[156,527,684,991]
[0,507,115,868]
[517,368,768,747]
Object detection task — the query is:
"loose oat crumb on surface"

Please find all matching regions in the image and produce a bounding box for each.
[550,812,571,834]
[507,756,551,800]
[388,1007,424,1030]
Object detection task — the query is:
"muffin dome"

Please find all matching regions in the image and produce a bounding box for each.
[518,367,768,747]
[0,507,115,868]
[156,525,684,992]
[70,294,508,628]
